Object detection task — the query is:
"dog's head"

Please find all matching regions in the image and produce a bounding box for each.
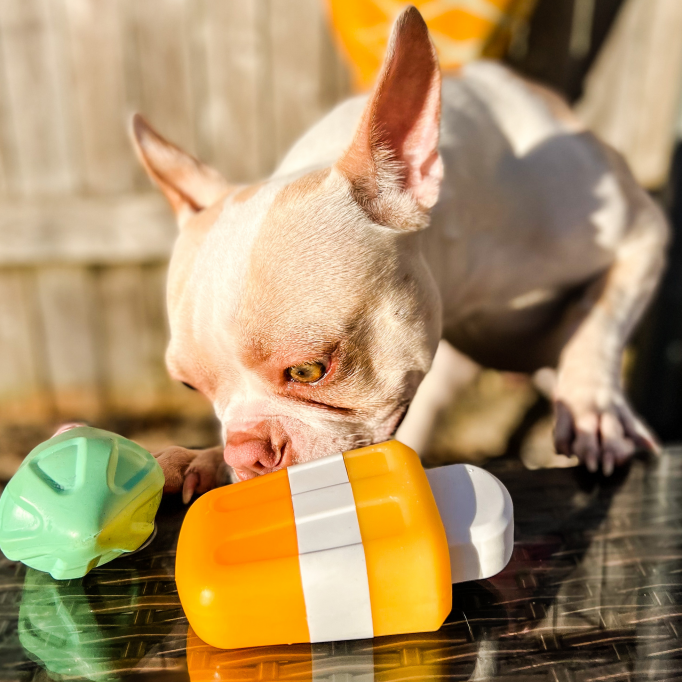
[131,7,443,480]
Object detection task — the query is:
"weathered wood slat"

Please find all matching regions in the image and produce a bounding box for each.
[0,0,75,196]
[0,193,175,265]
[35,267,102,420]
[62,0,134,194]
[0,135,8,198]
[0,45,11,197]
[97,265,161,414]
[319,3,353,114]
[200,0,274,181]
[139,263,213,416]
[270,0,328,163]
[0,270,52,423]
[127,0,197,158]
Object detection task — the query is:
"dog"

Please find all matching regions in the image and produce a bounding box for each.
[124,6,667,500]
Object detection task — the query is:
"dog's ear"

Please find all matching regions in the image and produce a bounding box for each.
[130,114,231,225]
[337,6,442,229]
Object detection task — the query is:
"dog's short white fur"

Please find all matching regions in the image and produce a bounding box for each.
[129,7,668,499]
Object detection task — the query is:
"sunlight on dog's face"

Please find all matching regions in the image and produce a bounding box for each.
[165,169,441,478]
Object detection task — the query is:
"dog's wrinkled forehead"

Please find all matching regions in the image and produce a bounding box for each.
[170,168,391,355]
[184,180,283,326]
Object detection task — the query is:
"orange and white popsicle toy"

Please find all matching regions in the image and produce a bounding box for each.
[175,440,513,650]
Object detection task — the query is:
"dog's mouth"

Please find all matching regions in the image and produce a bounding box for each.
[227,403,411,482]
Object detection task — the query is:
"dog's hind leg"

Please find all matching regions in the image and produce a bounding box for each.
[396,340,480,455]
[552,178,669,475]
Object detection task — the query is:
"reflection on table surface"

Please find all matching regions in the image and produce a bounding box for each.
[1,448,681,681]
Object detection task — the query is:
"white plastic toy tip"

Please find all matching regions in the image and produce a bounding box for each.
[425,464,513,583]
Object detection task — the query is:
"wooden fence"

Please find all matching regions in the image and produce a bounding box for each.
[0,0,351,425]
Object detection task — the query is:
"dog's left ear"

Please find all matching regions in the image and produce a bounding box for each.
[130,114,231,226]
[337,6,442,229]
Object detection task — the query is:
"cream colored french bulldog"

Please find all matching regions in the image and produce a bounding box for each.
[125,6,667,499]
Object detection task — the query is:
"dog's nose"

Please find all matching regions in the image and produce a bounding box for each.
[223,424,288,481]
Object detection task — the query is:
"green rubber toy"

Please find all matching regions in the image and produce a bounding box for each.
[0,427,164,580]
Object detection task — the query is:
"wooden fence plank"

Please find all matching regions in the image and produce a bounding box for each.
[0,193,175,266]
[0,42,13,197]
[270,0,327,164]
[0,270,52,423]
[35,266,102,420]
[61,0,134,194]
[97,265,160,414]
[139,263,214,416]
[319,3,353,114]
[335,44,353,103]
[0,0,75,196]
[0,133,8,198]
[199,0,274,181]
[127,0,197,158]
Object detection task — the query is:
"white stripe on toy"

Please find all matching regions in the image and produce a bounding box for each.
[287,452,347,494]
[299,544,373,642]
[291,481,362,554]
[288,456,374,642]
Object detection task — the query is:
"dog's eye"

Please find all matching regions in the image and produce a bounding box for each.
[286,361,326,384]
[181,382,197,391]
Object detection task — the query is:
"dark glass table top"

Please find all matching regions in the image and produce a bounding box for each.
[1,448,682,681]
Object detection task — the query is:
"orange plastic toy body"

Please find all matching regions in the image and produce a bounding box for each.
[176,441,451,650]
[345,443,451,636]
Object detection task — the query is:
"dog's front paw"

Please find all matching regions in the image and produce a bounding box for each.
[553,386,659,475]
[153,446,228,504]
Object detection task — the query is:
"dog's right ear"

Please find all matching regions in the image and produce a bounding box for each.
[130,114,231,226]
[336,6,442,231]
